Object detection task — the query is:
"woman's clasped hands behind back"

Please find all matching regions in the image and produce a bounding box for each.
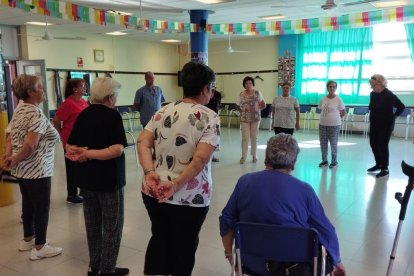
[65,145,89,162]
[143,171,174,202]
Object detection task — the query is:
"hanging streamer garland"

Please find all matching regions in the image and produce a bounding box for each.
[2,0,414,35]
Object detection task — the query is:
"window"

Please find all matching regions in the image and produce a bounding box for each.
[295,22,414,105]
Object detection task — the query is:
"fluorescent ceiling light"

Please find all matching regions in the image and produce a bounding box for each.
[259,14,286,20]
[26,21,53,26]
[161,39,181,43]
[372,0,408,8]
[195,0,235,4]
[105,31,128,36]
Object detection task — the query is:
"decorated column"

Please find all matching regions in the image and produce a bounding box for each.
[190,10,208,65]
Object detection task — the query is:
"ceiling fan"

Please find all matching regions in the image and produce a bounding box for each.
[20,18,86,41]
[136,0,147,31]
[225,34,249,54]
[212,34,249,54]
[271,0,381,11]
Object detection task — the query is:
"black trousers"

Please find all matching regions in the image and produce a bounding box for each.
[274,127,294,135]
[64,151,78,197]
[18,177,51,245]
[142,193,208,276]
[369,123,393,169]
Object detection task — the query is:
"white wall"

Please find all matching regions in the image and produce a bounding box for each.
[19,26,280,109]
[208,36,279,104]
[21,26,182,110]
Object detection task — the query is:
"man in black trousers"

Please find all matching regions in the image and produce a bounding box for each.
[367,74,405,178]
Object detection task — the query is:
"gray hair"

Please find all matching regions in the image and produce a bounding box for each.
[371,74,387,87]
[89,77,121,103]
[265,134,300,170]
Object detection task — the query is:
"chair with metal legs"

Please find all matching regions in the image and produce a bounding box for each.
[233,222,327,276]
[124,131,139,170]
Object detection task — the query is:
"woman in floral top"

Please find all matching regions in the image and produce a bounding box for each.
[236,76,266,164]
[137,61,220,276]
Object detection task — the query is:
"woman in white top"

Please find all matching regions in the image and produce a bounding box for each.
[272,82,300,135]
[318,80,346,168]
[236,76,266,164]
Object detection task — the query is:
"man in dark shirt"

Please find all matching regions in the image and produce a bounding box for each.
[367,74,405,178]
[206,87,222,162]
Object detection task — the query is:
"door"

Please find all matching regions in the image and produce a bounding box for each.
[16,60,49,118]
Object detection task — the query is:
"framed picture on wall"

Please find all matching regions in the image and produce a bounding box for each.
[93,49,104,63]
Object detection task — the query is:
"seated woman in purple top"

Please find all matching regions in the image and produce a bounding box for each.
[219,134,346,276]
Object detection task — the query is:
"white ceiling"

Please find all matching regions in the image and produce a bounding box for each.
[0,0,413,42]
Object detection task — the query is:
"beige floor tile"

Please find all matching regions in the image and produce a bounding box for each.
[1,129,414,275]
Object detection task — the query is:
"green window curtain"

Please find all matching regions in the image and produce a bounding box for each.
[404,23,414,62]
[295,27,373,105]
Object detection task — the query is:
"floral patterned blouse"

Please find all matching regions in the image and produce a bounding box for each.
[143,100,220,207]
[237,90,264,123]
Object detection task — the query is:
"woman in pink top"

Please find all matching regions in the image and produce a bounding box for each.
[52,78,88,204]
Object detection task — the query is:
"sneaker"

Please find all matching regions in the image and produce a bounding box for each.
[212,157,220,162]
[66,195,83,204]
[19,238,34,251]
[318,161,328,168]
[367,165,381,172]
[99,267,130,275]
[19,238,50,251]
[329,162,338,168]
[30,244,62,261]
[376,169,389,178]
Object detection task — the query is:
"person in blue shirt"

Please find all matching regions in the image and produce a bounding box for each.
[133,71,165,127]
[219,134,346,276]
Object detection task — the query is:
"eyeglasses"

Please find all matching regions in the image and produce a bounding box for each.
[371,77,377,81]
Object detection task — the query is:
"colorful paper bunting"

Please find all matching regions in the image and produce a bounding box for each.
[2,0,414,35]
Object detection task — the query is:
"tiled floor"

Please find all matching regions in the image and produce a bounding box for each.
[1,128,414,276]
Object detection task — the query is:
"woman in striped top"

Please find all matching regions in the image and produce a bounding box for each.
[5,75,62,261]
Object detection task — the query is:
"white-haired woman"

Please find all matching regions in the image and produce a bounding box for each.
[5,75,62,260]
[367,74,405,178]
[220,134,346,276]
[66,77,129,276]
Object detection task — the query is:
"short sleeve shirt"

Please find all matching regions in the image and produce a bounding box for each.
[134,85,165,126]
[55,97,88,147]
[318,96,345,126]
[144,101,220,207]
[10,103,60,178]
[68,104,128,192]
[272,96,299,129]
[237,90,264,123]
